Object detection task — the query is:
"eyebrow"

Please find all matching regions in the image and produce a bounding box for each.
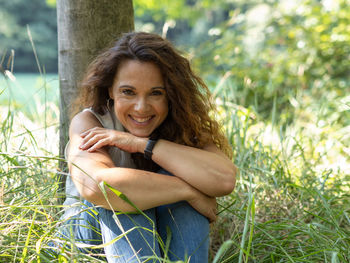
[118,85,165,90]
[118,85,135,89]
[151,87,166,90]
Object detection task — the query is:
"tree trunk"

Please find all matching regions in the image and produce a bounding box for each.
[56,0,134,199]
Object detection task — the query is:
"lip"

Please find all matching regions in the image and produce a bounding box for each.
[129,115,155,125]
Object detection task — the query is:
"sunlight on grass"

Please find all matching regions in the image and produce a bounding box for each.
[213,92,349,262]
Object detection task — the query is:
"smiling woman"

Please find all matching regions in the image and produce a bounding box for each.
[109,60,168,138]
[55,32,237,263]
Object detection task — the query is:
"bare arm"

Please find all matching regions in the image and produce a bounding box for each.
[68,111,217,221]
[151,140,237,197]
[80,126,237,197]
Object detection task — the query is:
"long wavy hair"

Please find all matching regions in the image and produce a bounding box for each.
[71,32,232,159]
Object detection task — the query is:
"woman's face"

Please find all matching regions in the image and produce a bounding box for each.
[109,60,168,138]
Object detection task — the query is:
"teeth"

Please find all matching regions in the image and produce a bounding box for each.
[132,116,152,123]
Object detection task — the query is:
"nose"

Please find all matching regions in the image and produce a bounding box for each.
[134,97,149,113]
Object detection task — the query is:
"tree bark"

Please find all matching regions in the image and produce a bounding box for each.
[56,0,134,199]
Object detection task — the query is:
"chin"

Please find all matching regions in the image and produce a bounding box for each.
[135,133,150,138]
[129,130,153,138]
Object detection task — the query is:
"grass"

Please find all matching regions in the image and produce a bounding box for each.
[1,70,349,262]
[0,73,59,120]
[210,96,350,262]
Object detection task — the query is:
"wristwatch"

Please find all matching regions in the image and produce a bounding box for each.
[144,139,158,160]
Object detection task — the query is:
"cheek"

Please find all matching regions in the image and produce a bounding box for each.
[113,102,127,119]
[160,102,169,120]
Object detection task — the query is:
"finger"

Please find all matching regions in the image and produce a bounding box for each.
[80,128,96,137]
[81,130,103,144]
[80,130,100,143]
[87,138,109,152]
[80,127,103,137]
[83,128,108,141]
[80,130,89,138]
[80,132,94,144]
[80,134,106,149]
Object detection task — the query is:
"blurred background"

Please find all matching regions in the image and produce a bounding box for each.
[1,0,349,125]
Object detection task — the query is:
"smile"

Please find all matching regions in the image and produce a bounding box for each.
[129,115,154,124]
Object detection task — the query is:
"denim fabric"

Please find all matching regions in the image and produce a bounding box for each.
[56,170,209,263]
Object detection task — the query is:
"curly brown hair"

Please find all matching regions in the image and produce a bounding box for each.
[71,32,232,159]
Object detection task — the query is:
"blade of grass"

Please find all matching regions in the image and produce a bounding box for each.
[21,209,37,262]
[212,240,235,263]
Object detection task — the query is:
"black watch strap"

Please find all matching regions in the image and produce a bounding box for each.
[144,139,158,160]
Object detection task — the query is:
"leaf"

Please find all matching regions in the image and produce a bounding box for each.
[213,240,235,263]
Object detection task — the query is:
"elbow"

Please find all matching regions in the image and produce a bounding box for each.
[219,179,236,196]
[71,172,104,204]
[81,170,137,213]
[79,181,113,209]
[81,169,110,204]
[79,182,102,203]
[218,164,237,196]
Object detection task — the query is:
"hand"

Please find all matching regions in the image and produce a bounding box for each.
[79,127,145,153]
[187,189,217,223]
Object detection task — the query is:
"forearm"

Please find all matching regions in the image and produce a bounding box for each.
[79,166,195,212]
[149,140,237,197]
[77,118,236,197]
[68,111,215,214]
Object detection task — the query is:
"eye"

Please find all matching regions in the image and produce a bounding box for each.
[121,89,135,95]
[151,89,164,96]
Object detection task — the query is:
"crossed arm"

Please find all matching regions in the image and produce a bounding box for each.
[68,110,237,221]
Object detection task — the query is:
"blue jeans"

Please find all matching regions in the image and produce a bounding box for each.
[57,170,209,262]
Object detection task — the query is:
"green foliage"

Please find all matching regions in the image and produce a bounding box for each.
[0,73,59,120]
[134,0,350,124]
[191,0,350,123]
[0,0,57,72]
[210,101,350,262]
[134,0,188,21]
[134,0,238,47]
[46,0,56,7]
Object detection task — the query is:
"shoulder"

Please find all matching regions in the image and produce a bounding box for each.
[70,110,103,134]
[71,110,100,125]
[68,110,114,168]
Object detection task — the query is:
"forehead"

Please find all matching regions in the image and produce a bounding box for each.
[116,60,161,76]
[112,59,164,87]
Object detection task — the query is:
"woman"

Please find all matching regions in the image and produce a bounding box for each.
[60,32,237,262]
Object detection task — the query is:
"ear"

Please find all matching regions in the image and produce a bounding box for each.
[108,87,114,100]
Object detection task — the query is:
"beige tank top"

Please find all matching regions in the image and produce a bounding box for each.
[61,107,136,219]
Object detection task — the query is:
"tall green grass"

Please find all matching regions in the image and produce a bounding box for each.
[210,94,350,262]
[1,70,349,262]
